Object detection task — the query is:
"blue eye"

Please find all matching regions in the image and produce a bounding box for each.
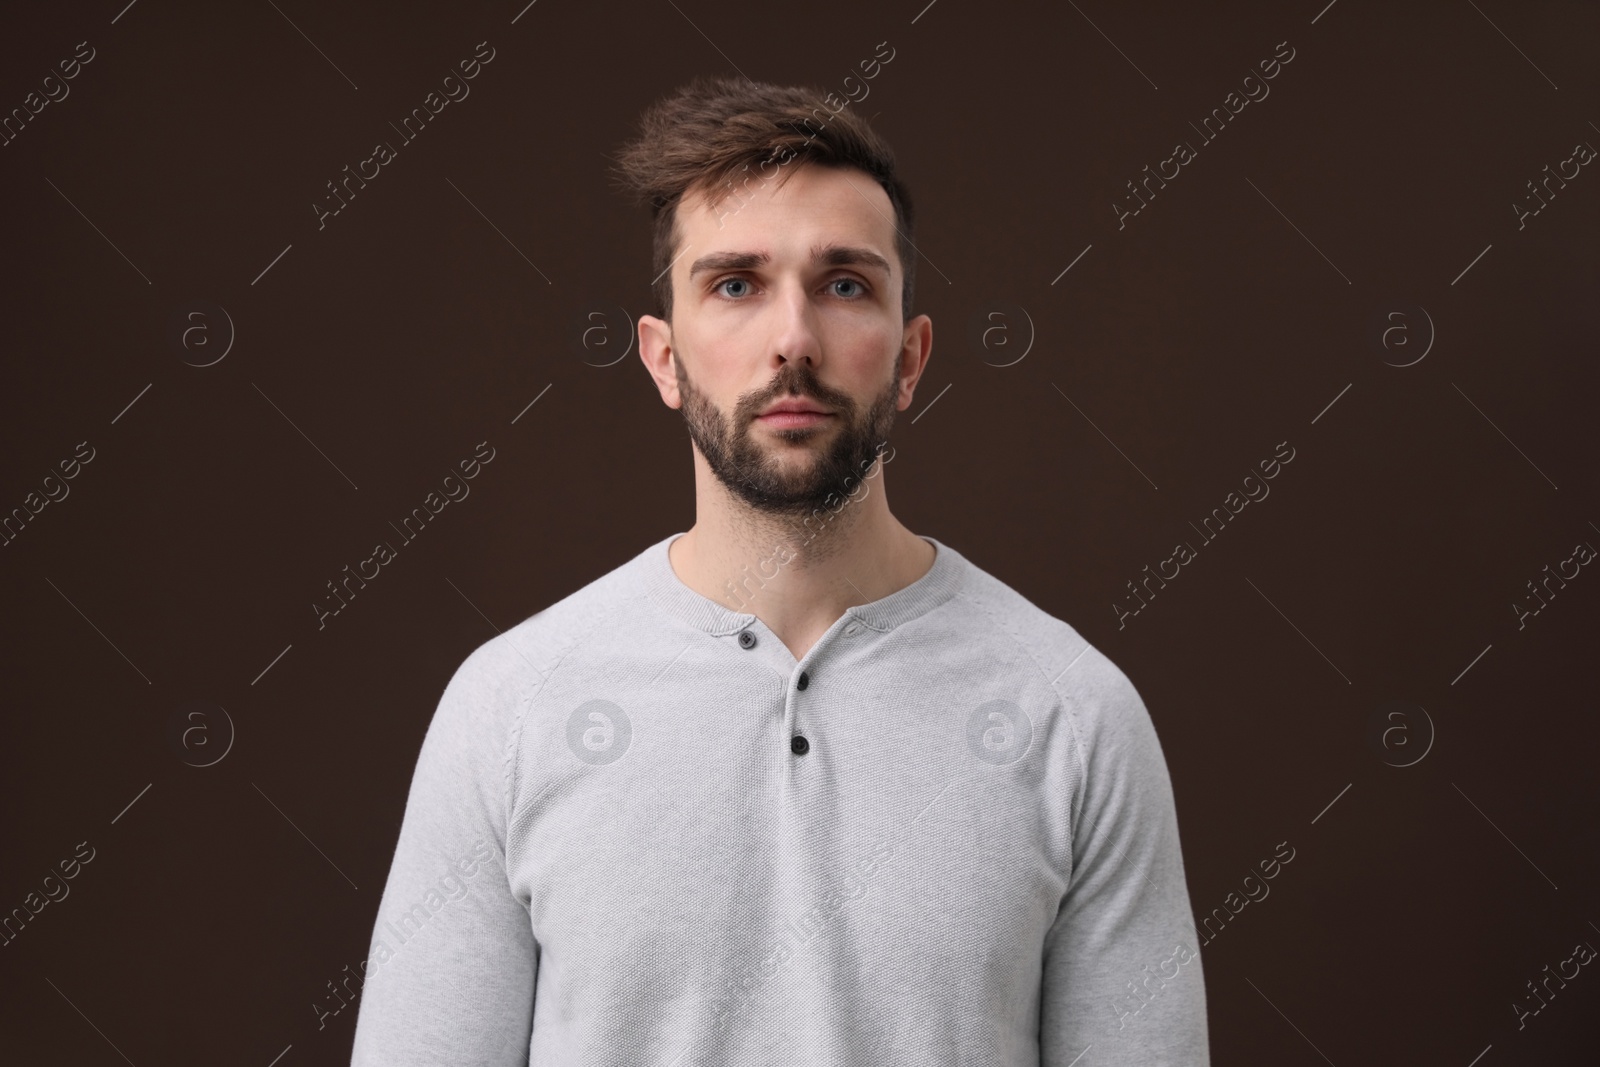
[711,275,869,300]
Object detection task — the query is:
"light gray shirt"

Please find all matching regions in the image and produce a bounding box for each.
[349,532,1209,1065]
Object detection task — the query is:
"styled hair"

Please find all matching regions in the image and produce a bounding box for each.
[609,74,916,324]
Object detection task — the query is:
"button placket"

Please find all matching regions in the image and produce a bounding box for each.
[790,664,812,755]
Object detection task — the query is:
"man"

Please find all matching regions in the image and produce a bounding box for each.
[350,75,1209,1066]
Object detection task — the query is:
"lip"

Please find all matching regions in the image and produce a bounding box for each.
[758,399,832,417]
[757,411,832,428]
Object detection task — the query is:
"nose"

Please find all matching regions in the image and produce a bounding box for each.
[768,278,823,368]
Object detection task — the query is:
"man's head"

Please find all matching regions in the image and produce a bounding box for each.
[610,74,917,324]
[613,75,931,523]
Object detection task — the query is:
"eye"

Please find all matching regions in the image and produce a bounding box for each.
[709,274,871,301]
[713,276,755,299]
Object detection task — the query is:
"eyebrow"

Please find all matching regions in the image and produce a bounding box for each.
[686,243,893,283]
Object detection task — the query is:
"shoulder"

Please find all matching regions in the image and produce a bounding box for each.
[452,546,644,700]
[947,545,1156,755]
[948,546,1177,843]
[430,544,648,743]
[949,548,1135,700]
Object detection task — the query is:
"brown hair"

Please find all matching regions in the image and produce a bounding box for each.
[610,74,916,324]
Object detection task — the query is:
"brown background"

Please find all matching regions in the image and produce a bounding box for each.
[2,0,1596,1063]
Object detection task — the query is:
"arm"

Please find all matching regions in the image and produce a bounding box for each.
[1039,648,1209,1066]
[349,641,537,1066]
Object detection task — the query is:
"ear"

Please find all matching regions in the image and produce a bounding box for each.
[638,314,682,410]
[895,313,933,411]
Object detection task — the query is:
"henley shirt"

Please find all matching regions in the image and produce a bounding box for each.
[348,532,1210,1066]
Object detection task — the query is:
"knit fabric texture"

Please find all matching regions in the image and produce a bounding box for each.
[349,532,1209,1065]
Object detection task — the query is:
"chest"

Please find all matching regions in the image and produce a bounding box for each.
[507,656,1075,1009]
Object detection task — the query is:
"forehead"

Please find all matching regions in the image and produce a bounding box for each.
[676,163,897,273]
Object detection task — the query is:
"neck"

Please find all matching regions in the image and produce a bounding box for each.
[670,453,934,653]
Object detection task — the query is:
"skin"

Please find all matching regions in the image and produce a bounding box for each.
[638,162,935,662]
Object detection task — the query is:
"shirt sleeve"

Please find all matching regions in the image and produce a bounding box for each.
[348,640,538,1067]
[1039,647,1209,1066]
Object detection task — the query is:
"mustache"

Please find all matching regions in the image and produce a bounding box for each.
[747,376,845,417]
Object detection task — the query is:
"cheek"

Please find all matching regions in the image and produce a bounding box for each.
[836,332,902,391]
[679,340,748,407]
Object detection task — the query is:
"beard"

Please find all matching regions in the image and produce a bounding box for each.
[675,353,899,521]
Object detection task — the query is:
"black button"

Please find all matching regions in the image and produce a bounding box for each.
[737,630,756,649]
[796,671,810,691]
[791,735,809,755]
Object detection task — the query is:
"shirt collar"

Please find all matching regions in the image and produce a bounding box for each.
[636,530,965,636]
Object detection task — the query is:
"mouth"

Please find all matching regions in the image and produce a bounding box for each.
[756,394,833,429]
[756,410,832,429]
[758,397,832,417]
